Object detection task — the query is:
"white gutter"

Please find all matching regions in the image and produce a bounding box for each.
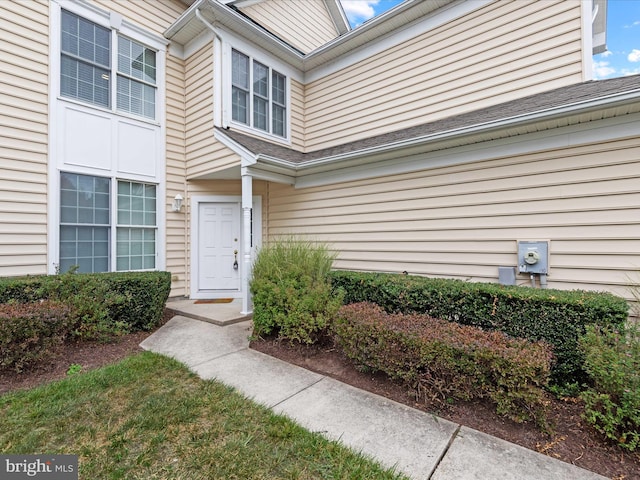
[195,8,226,127]
[213,128,258,165]
[252,87,640,171]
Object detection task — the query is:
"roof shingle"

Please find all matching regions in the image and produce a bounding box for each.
[217,74,640,164]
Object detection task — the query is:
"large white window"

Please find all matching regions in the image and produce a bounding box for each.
[59,173,110,273]
[231,49,287,138]
[60,9,157,120]
[59,172,157,273]
[116,181,157,271]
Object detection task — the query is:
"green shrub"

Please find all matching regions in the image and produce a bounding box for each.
[330,271,628,387]
[0,271,171,340]
[580,323,640,451]
[250,239,344,344]
[334,302,553,423]
[0,301,74,372]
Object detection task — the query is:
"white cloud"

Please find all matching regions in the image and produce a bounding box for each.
[600,50,613,57]
[592,60,616,79]
[341,0,380,25]
[628,49,640,62]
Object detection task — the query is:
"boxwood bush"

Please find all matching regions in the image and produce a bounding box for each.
[0,301,75,372]
[334,302,553,424]
[0,271,171,339]
[330,271,628,388]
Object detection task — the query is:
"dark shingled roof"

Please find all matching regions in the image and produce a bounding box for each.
[216,74,640,164]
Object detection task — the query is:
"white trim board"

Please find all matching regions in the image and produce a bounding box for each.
[304,0,492,82]
[293,111,640,189]
[48,0,167,274]
[189,194,262,299]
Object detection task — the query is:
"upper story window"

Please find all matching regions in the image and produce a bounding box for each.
[60,10,157,120]
[231,49,287,138]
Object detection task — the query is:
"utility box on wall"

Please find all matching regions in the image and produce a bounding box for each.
[518,241,549,274]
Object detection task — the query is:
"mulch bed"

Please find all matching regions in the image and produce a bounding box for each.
[251,336,639,480]
[1,310,638,479]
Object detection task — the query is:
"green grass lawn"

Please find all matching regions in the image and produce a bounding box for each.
[0,352,407,479]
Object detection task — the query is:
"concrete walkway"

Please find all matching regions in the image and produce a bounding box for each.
[141,302,607,480]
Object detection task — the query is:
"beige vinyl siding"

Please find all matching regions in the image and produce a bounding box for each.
[92,0,184,35]
[90,0,186,292]
[266,136,640,301]
[240,0,338,54]
[166,52,187,296]
[290,79,305,151]
[184,43,240,179]
[0,0,49,276]
[304,0,584,150]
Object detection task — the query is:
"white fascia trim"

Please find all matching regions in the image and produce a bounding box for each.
[323,0,351,34]
[227,0,264,7]
[174,0,304,66]
[165,0,207,38]
[214,129,258,166]
[244,166,295,185]
[182,29,215,59]
[245,89,640,186]
[295,111,640,189]
[288,88,640,170]
[582,0,594,81]
[304,0,490,82]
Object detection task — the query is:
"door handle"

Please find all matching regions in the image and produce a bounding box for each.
[233,250,238,270]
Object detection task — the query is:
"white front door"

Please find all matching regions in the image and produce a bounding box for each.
[198,202,241,291]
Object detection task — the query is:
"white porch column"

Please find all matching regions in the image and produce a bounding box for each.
[241,172,253,314]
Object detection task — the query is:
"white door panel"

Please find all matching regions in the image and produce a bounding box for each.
[198,202,240,290]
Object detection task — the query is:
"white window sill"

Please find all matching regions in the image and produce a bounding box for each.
[58,96,161,127]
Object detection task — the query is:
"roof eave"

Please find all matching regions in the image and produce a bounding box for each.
[165,0,458,70]
[252,88,640,177]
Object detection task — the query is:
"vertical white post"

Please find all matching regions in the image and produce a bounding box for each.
[241,173,253,314]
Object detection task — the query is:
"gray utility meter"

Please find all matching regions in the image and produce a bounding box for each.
[518,241,549,274]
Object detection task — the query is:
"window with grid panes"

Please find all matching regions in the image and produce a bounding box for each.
[59,173,157,273]
[231,49,287,138]
[60,9,157,120]
[116,181,157,271]
[59,173,110,273]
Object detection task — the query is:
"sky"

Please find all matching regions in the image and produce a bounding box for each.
[340,0,640,80]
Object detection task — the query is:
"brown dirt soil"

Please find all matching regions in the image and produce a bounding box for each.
[250,336,640,480]
[2,310,638,480]
[0,331,149,395]
[0,309,174,395]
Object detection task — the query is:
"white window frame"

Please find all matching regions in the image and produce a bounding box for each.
[48,0,167,275]
[115,179,158,271]
[230,48,288,139]
[58,172,160,273]
[223,37,293,144]
[53,0,165,126]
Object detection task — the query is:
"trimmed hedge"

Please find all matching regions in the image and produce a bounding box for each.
[0,271,171,337]
[330,271,628,387]
[580,324,640,450]
[0,301,74,372]
[334,302,553,423]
